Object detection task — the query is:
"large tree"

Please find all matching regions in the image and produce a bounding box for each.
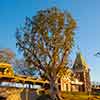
[16,7,76,99]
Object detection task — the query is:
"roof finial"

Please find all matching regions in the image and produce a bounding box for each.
[77,45,80,53]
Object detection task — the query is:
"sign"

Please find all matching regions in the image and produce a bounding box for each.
[0,82,41,89]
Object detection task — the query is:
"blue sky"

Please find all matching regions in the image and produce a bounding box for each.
[0,0,100,82]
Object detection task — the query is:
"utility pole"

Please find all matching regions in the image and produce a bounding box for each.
[25,88,29,100]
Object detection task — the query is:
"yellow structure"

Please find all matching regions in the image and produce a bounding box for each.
[0,63,14,76]
[0,62,49,89]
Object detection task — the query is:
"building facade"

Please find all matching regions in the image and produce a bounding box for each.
[60,52,91,92]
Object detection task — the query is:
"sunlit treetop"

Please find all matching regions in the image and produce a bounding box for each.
[16,7,76,80]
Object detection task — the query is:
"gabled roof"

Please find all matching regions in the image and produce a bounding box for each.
[73,52,88,70]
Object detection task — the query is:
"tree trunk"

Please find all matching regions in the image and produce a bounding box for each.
[50,78,61,100]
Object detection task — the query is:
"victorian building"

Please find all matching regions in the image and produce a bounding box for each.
[60,52,91,92]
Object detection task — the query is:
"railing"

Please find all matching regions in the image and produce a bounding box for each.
[0,63,49,89]
[0,74,49,89]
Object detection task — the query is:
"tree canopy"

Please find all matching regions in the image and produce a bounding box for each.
[0,48,15,63]
[16,7,76,99]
